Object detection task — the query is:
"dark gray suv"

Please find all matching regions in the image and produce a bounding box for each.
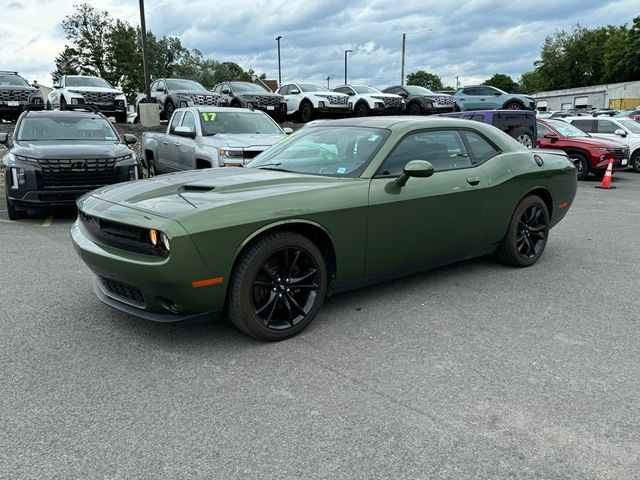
[0,71,44,122]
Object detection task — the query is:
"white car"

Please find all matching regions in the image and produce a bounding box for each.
[566,116,640,172]
[275,83,350,122]
[332,84,404,116]
[48,75,128,123]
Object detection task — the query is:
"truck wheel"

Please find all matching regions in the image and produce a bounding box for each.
[60,96,67,111]
[354,102,369,117]
[504,101,523,110]
[147,159,158,177]
[5,189,27,220]
[298,101,314,123]
[164,100,175,120]
[568,152,589,181]
[407,103,423,115]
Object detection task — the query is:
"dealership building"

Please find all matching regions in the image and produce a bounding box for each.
[532,80,640,111]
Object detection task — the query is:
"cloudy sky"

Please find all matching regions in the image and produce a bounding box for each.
[3,0,639,89]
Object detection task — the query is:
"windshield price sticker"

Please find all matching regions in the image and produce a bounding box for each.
[201,112,217,121]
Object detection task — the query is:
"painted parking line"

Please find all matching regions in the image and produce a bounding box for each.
[41,215,54,228]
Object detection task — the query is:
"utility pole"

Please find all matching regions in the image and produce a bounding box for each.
[326,76,331,89]
[344,49,352,85]
[401,33,406,86]
[276,36,282,86]
[139,0,151,102]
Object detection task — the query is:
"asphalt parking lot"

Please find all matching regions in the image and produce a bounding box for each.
[1,172,639,479]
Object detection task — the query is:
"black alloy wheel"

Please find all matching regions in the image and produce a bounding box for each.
[407,103,423,115]
[299,101,314,123]
[5,188,27,220]
[354,102,369,117]
[164,100,175,120]
[632,151,640,173]
[228,232,327,341]
[504,101,523,110]
[497,195,549,267]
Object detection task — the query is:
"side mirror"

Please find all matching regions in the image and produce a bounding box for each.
[221,88,231,95]
[283,127,293,134]
[543,132,559,140]
[614,128,627,137]
[395,160,434,187]
[0,133,8,145]
[493,92,501,96]
[53,84,61,89]
[290,89,300,94]
[123,134,137,144]
[174,126,196,138]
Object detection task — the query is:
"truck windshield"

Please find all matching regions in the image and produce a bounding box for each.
[166,79,207,91]
[199,111,283,136]
[0,74,29,87]
[66,76,113,88]
[353,85,382,94]
[16,115,120,142]
[229,82,269,93]
[404,86,435,95]
[247,126,390,178]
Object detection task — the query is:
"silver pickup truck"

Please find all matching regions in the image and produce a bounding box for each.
[141,106,291,175]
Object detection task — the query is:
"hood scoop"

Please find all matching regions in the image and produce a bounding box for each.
[179,184,215,193]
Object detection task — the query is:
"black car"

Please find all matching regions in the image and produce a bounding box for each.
[0,71,44,122]
[382,85,455,115]
[213,81,287,118]
[1,109,140,219]
[134,78,221,121]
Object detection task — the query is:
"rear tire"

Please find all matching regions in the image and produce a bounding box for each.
[228,232,327,341]
[298,101,314,123]
[511,127,535,148]
[497,195,549,268]
[504,101,523,110]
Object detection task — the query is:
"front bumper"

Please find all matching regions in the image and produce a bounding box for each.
[0,100,43,116]
[7,187,95,207]
[71,200,229,321]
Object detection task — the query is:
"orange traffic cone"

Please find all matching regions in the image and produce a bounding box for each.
[595,159,616,189]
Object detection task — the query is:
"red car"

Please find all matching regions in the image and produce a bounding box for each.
[536,119,629,180]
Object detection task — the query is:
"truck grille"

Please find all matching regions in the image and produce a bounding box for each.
[607,147,629,161]
[434,95,454,107]
[0,90,31,102]
[382,97,402,108]
[72,90,117,105]
[327,95,348,105]
[99,276,145,305]
[186,94,219,105]
[39,157,117,188]
[256,95,282,107]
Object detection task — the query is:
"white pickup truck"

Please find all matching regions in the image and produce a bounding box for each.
[141,106,291,175]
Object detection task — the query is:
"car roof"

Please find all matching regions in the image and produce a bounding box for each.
[181,106,268,115]
[22,110,104,119]
[302,115,498,130]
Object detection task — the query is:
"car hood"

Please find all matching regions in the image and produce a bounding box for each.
[12,142,132,159]
[67,86,124,95]
[172,90,218,96]
[311,91,348,97]
[199,133,284,148]
[1,85,40,94]
[559,136,628,148]
[88,168,353,221]
[237,92,281,97]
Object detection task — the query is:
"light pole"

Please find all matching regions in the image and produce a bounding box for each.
[276,36,282,86]
[139,0,151,102]
[344,49,352,85]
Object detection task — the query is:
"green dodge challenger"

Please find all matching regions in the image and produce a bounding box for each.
[71,117,577,340]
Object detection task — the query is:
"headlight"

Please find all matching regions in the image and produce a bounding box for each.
[148,229,170,253]
[70,97,85,105]
[10,167,26,188]
[30,97,43,104]
[219,148,243,158]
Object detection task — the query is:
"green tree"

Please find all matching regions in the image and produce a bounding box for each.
[406,70,444,91]
[482,73,518,93]
[52,46,81,83]
[517,70,544,94]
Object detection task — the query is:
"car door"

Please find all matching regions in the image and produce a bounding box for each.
[458,87,481,110]
[365,128,489,278]
[177,111,198,170]
[594,119,624,142]
[477,86,500,109]
[282,84,302,114]
[158,111,184,172]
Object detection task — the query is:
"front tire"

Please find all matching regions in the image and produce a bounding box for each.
[147,158,158,177]
[568,152,589,181]
[354,102,369,117]
[504,101,523,110]
[631,151,640,173]
[298,101,314,123]
[164,100,175,120]
[5,189,27,220]
[407,103,423,115]
[497,195,549,267]
[228,232,328,341]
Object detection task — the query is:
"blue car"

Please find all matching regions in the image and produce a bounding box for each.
[453,85,535,112]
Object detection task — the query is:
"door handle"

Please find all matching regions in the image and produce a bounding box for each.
[162,141,168,145]
[466,177,481,186]
[174,142,181,146]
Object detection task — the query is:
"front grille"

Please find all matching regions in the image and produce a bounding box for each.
[434,95,454,107]
[256,95,282,107]
[99,276,145,305]
[186,94,219,105]
[607,148,629,161]
[326,95,349,105]
[79,211,167,257]
[242,149,265,159]
[39,157,118,188]
[0,90,30,102]
[382,97,402,108]
[72,90,116,105]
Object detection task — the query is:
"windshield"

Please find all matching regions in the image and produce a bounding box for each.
[405,85,435,95]
[247,126,390,177]
[166,79,206,91]
[353,85,382,94]
[298,84,330,92]
[229,82,269,93]
[199,111,282,135]
[0,74,29,87]
[16,115,120,142]
[66,76,113,88]
[547,120,589,137]
[617,118,640,133]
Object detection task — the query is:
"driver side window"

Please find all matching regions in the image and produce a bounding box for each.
[169,111,184,133]
[181,112,196,131]
[379,130,471,176]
